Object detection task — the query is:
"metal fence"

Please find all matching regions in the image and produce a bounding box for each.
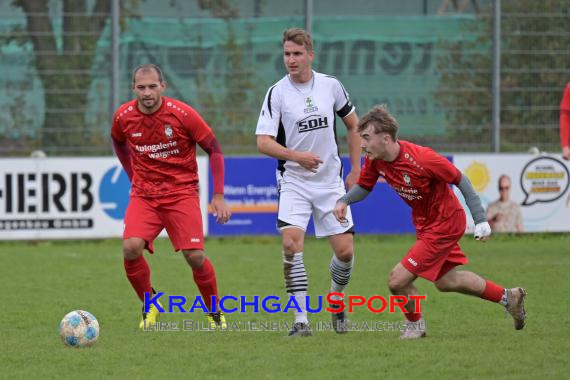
[0,0,568,156]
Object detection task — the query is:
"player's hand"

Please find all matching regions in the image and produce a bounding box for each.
[345,169,360,190]
[333,201,349,224]
[562,146,570,160]
[474,222,492,242]
[210,194,231,224]
[295,151,323,173]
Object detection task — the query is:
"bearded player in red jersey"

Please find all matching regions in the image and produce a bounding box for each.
[111,64,231,329]
[333,105,526,339]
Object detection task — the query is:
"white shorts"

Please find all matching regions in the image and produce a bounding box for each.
[277,181,354,238]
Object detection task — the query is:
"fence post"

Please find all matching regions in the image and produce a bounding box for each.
[111,0,120,119]
[304,0,313,35]
[492,0,501,152]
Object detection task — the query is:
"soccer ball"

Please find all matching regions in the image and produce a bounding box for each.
[59,310,100,348]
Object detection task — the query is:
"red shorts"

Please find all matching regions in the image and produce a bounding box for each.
[401,211,468,282]
[124,193,204,253]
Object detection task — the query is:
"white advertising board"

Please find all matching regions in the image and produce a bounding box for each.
[0,157,209,240]
[453,154,570,232]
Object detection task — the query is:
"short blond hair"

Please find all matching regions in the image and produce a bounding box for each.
[358,104,399,141]
[282,28,313,51]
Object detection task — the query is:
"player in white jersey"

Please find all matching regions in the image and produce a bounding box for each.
[256,28,361,337]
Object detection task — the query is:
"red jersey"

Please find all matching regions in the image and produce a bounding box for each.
[358,140,464,232]
[560,82,570,148]
[111,97,214,197]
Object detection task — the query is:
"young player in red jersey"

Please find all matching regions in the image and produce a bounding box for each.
[111,64,231,329]
[333,105,526,339]
[560,82,570,160]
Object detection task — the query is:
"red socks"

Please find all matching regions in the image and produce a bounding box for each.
[480,279,505,303]
[125,255,219,311]
[192,257,219,311]
[404,310,422,322]
[124,255,152,302]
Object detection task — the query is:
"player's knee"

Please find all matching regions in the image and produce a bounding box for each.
[334,246,353,262]
[183,250,205,268]
[434,278,455,292]
[387,280,403,294]
[123,239,144,260]
[282,236,303,254]
[387,271,407,293]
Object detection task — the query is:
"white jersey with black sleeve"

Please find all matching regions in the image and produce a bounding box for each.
[256,71,355,188]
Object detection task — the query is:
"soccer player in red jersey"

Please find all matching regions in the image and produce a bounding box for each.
[111,64,231,329]
[333,105,527,339]
[560,82,570,160]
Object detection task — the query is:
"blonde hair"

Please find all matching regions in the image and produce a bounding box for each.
[282,28,313,51]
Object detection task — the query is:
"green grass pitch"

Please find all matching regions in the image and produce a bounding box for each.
[1,234,569,379]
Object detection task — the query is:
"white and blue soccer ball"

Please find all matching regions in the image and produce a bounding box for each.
[59,310,100,348]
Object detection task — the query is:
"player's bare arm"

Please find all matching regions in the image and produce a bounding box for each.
[257,134,322,173]
[342,111,361,189]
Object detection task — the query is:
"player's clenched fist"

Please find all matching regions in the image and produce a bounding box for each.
[474,222,492,242]
[333,201,349,224]
[295,151,323,172]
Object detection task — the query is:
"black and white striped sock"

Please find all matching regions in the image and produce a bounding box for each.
[283,252,308,323]
[329,255,354,301]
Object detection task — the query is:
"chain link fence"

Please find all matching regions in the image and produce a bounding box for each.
[0,0,568,156]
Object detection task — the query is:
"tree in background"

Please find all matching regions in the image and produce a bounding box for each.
[11,0,123,153]
[436,0,570,152]
[7,0,244,155]
[193,21,262,153]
